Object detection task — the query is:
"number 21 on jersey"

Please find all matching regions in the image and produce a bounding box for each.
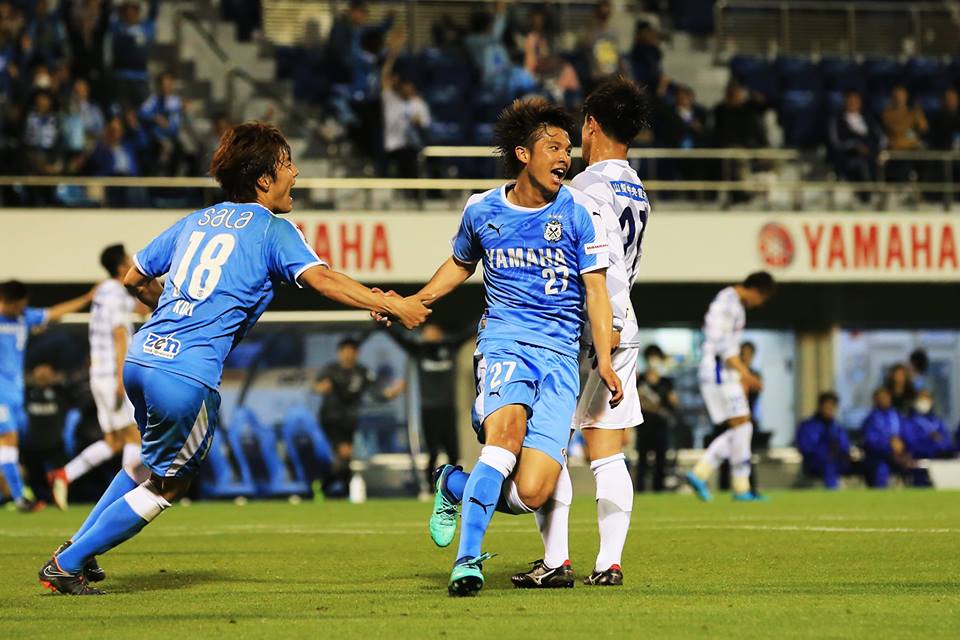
[171,231,236,300]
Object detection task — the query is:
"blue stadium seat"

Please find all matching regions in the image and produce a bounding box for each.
[904,57,947,97]
[730,55,777,102]
[232,407,309,498]
[776,56,821,92]
[282,406,334,488]
[864,57,902,96]
[779,89,822,148]
[199,424,257,499]
[820,57,865,94]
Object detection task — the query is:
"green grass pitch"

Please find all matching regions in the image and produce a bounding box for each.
[2,490,958,638]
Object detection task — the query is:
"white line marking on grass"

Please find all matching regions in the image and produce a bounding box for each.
[670,524,956,534]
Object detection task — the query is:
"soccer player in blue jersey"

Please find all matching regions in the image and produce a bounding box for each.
[420,98,624,596]
[1,281,94,512]
[39,122,432,595]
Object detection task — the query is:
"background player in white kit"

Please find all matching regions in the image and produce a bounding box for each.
[49,245,147,510]
[513,77,649,588]
[686,272,775,502]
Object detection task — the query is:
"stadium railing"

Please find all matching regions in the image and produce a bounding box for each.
[715,0,960,61]
[3,149,959,210]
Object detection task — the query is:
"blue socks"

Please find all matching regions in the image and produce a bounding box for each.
[443,468,469,503]
[455,446,516,564]
[57,485,170,574]
[0,446,25,502]
[72,469,139,542]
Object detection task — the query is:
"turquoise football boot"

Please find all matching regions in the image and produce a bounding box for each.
[685,470,713,502]
[429,464,461,547]
[448,553,494,597]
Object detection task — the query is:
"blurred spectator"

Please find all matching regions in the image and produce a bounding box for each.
[882,85,928,151]
[927,88,960,150]
[138,71,183,175]
[636,344,678,492]
[65,0,109,86]
[861,387,911,488]
[0,2,26,48]
[21,362,70,505]
[908,348,930,392]
[656,84,706,149]
[26,0,67,65]
[104,0,159,108]
[712,80,767,149]
[86,113,146,176]
[523,7,579,105]
[326,0,393,85]
[828,90,885,199]
[197,111,231,175]
[902,389,955,461]
[884,363,915,414]
[62,77,104,165]
[796,391,850,490]
[629,21,662,90]
[389,322,473,486]
[220,0,262,43]
[579,0,621,88]
[464,2,511,96]
[380,35,430,183]
[23,88,62,175]
[314,337,404,497]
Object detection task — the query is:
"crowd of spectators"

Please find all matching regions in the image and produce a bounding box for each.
[0,0,226,206]
[797,350,960,490]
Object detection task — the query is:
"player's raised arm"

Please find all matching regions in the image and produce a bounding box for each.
[43,287,96,323]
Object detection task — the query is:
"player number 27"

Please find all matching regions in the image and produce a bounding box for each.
[489,361,516,389]
[542,266,569,295]
[171,231,237,300]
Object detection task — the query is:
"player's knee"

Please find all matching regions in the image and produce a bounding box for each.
[515,476,553,511]
[104,432,122,451]
[145,474,192,502]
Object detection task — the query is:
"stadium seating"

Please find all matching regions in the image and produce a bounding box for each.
[281,406,334,488]
[231,407,310,497]
[199,423,257,500]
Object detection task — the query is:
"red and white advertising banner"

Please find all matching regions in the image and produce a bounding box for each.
[1,209,958,283]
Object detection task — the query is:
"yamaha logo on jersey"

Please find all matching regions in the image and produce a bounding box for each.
[544,218,563,242]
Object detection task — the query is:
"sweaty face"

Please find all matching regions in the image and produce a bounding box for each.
[522,127,572,199]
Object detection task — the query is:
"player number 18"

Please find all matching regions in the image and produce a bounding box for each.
[171,231,237,300]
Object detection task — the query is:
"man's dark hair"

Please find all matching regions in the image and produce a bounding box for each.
[740,341,756,353]
[209,121,292,203]
[818,391,839,407]
[909,349,929,375]
[337,337,360,351]
[494,98,576,178]
[742,271,776,295]
[643,344,664,361]
[100,244,127,277]
[0,280,28,302]
[582,76,650,144]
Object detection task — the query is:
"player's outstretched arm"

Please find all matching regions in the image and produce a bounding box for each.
[417,257,477,302]
[123,266,164,311]
[44,286,96,322]
[583,270,623,407]
[299,265,431,330]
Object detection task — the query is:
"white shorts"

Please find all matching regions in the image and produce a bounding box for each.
[573,344,644,430]
[90,377,136,434]
[700,379,750,425]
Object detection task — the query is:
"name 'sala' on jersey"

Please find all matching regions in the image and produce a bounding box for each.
[571,159,650,347]
[451,184,611,358]
[128,202,325,390]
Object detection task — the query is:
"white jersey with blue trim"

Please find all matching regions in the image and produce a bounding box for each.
[570,159,650,347]
[451,184,611,358]
[698,286,746,384]
[128,202,325,390]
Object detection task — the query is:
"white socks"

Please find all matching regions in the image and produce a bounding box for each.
[478,445,516,479]
[535,463,573,568]
[729,423,754,494]
[0,445,17,464]
[124,485,171,522]
[65,440,114,482]
[592,453,633,572]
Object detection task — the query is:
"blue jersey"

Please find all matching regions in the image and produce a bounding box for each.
[0,308,48,405]
[452,184,610,357]
[128,202,324,390]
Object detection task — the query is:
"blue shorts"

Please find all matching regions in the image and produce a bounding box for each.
[123,361,221,478]
[0,401,26,436]
[471,339,579,465]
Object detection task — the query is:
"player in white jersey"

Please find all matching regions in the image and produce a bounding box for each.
[512,77,650,588]
[686,272,775,503]
[49,245,147,511]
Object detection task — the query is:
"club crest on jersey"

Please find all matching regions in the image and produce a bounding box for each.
[544,218,563,242]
